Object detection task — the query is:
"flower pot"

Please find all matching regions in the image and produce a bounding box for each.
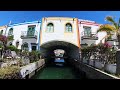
[105,64,116,74]
[95,61,104,69]
[83,59,88,64]
[89,60,94,66]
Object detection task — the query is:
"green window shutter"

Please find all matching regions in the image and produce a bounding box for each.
[66,24,72,32]
[27,26,35,36]
[84,27,91,36]
[8,28,13,36]
[46,23,54,32]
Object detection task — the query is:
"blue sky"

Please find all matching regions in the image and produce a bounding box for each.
[0,11,120,26]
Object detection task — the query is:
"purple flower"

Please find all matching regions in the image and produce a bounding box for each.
[104,42,112,48]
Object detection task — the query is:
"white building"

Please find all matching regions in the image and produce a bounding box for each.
[78,19,107,47]
[5,21,41,51]
[0,17,116,53]
[40,17,79,47]
[0,26,7,35]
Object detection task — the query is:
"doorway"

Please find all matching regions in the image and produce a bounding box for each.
[32,46,36,51]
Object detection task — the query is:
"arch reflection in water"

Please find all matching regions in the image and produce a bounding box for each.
[54,58,65,66]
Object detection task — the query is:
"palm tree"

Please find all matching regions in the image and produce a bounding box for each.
[97,16,120,49]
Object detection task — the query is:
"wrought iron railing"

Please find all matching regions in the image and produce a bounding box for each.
[21,31,38,39]
[107,34,117,41]
[81,31,98,40]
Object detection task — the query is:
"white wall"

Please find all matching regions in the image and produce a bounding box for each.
[6,22,41,51]
[79,22,107,45]
[0,26,7,35]
[41,17,79,47]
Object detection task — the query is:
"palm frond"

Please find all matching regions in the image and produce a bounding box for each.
[106,16,119,29]
[97,24,115,33]
[106,16,115,24]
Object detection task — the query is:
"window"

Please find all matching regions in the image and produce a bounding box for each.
[8,28,13,36]
[0,30,3,35]
[16,41,19,48]
[65,23,72,32]
[32,46,36,51]
[46,23,54,32]
[27,25,36,36]
[22,42,28,51]
[83,26,91,36]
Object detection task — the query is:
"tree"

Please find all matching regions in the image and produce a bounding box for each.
[97,16,120,49]
[0,35,14,50]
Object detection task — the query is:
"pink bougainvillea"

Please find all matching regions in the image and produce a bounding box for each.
[0,35,7,42]
[104,42,112,48]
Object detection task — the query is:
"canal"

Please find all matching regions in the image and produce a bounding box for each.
[32,59,85,79]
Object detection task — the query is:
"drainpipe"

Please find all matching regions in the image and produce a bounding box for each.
[38,20,41,51]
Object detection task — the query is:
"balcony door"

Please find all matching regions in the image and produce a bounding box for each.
[31,43,37,51]
[27,25,36,36]
[32,46,36,51]
[83,26,91,37]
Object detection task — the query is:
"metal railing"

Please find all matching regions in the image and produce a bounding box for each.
[107,34,117,41]
[81,31,98,40]
[21,31,38,39]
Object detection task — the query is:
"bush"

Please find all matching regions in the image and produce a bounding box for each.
[81,42,117,64]
[0,66,22,79]
[29,51,40,63]
[21,50,29,56]
[7,45,19,53]
[0,44,3,48]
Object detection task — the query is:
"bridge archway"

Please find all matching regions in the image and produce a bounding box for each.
[40,40,80,63]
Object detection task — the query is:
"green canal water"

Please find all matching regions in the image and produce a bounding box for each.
[32,63,82,79]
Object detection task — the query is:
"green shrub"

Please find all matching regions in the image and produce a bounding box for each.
[21,50,29,56]
[7,35,14,41]
[29,51,40,63]
[0,66,21,79]
[7,45,19,53]
[0,44,3,48]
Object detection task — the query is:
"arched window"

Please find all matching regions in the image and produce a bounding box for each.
[65,23,72,32]
[16,41,19,48]
[8,28,13,36]
[0,30,3,35]
[22,42,28,51]
[46,23,54,32]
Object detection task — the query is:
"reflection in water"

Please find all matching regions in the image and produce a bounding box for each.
[32,58,84,79]
[54,58,64,62]
[54,58,65,66]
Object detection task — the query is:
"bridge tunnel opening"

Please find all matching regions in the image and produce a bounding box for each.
[40,41,80,66]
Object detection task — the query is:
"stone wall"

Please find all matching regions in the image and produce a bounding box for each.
[70,60,119,79]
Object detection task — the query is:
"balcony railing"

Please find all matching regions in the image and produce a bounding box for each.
[81,31,98,40]
[21,31,38,39]
[107,34,118,42]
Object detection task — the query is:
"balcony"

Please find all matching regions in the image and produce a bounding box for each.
[81,31,98,40]
[107,34,118,42]
[21,31,38,39]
